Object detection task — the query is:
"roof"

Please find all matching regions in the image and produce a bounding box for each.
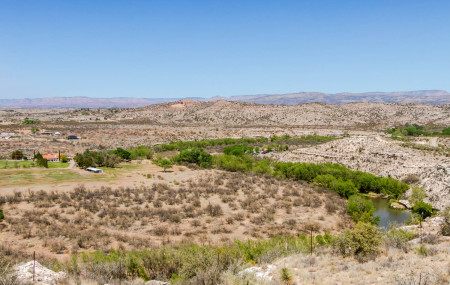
[86,167,103,172]
[42,153,59,160]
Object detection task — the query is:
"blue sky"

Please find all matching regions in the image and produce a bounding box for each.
[1,0,449,99]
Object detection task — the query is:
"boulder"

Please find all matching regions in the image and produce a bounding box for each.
[14,261,67,285]
[398,200,412,209]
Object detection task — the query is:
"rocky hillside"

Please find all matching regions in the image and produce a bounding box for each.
[2,90,449,108]
[116,100,450,130]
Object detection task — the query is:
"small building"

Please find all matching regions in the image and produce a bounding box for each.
[67,135,79,140]
[41,131,53,135]
[42,153,59,162]
[86,167,103,174]
[54,132,61,136]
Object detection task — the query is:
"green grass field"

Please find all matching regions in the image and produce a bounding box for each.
[0,169,115,188]
[0,162,141,188]
[0,160,69,169]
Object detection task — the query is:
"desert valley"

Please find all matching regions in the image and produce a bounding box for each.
[0,100,449,284]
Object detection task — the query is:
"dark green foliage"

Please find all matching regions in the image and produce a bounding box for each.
[74,150,121,169]
[112,148,131,160]
[11,150,24,160]
[153,137,269,152]
[412,201,433,219]
[314,175,358,198]
[347,195,379,225]
[21,117,41,124]
[173,148,213,167]
[386,124,450,138]
[0,209,4,220]
[34,153,48,168]
[274,162,408,198]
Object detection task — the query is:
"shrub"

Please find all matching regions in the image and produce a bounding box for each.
[416,244,429,256]
[401,174,420,185]
[11,150,24,160]
[112,148,131,160]
[153,157,173,172]
[205,204,223,217]
[383,228,415,252]
[128,145,153,160]
[280,268,293,285]
[441,207,450,236]
[347,195,379,225]
[0,209,4,220]
[408,186,426,206]
[223,144,253,157]
[214,155,253,172]
[60,154,69,163]
[333,222,381,258]
[21,118,40,124]
[412,201,433,219]
[173,148,213,167]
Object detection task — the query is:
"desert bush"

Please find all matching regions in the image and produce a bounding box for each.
[408,186,426,206]
[153,157,173,172]
[401,174,420,185]
[280,267,293,285]
[205,204,223,217]
[383,228,415,252]
[153,226,169,236]
[333,222,381,259]
[441,207,450,236]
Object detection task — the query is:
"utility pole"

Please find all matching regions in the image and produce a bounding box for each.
[33,251,36,282]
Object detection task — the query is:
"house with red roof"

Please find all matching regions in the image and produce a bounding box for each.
[42,153,59,162]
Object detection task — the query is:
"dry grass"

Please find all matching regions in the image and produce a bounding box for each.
[0,170,350,259]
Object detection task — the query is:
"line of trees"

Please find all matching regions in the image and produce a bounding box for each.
[74,150,121,169]
[386,124,450,138]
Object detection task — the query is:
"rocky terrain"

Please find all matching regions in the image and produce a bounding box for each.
[272,135,450,210]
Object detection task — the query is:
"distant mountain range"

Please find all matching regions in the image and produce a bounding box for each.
[1,90,449,108]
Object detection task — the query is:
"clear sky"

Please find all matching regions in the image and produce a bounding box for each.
[1,0,449,99]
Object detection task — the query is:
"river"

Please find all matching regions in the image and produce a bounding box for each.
[369,197,412,231]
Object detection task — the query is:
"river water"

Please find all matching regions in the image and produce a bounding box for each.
[369,197,412,231]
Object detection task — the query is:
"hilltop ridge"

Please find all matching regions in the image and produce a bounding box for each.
[1,90,449,108]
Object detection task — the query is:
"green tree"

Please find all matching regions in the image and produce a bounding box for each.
[11,150,24,160]
[34,153,48,168]
[174,148,213,167]
[347,195,379,225]
[412,201,433,219]
[60,154,69,163]
[113,147,131,160]
[153,157,173,172]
